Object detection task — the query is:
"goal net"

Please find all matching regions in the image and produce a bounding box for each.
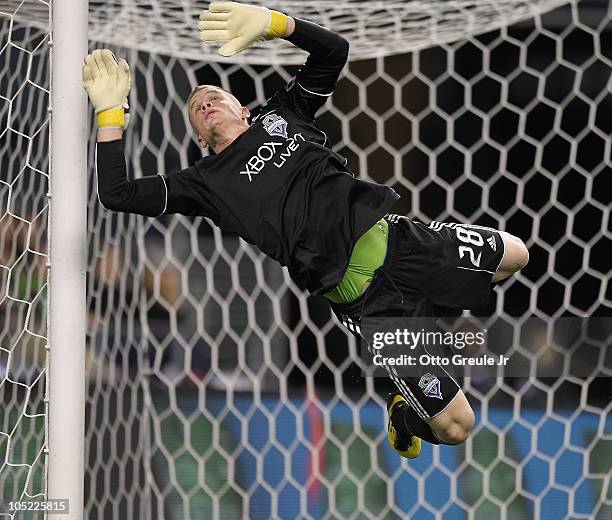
[1,0,611,518]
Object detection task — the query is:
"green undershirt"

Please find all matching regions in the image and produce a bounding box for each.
[324,219,389,304]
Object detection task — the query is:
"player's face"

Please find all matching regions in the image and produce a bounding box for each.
[189,87,249,147]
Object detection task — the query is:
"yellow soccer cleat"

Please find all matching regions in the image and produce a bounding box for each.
[387,392,422,459]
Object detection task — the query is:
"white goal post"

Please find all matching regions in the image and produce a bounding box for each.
[0,0,88,519]
[47,0,88,518]
[0,1,611,519]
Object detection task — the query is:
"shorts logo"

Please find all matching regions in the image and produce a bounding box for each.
[262,113,288,138]
[419,373,443,400]
[487,236,497,251]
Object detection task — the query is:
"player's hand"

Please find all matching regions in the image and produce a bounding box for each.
[199,1,288,57]
[83,49,131,128]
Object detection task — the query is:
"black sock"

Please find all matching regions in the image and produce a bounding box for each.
[393,402,443,445]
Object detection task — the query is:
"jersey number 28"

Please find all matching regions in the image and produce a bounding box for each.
[456,227,483,267]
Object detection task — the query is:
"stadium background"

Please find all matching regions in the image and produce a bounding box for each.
[0,0,610,519]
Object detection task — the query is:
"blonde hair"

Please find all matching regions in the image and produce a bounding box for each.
[187,84,243,127]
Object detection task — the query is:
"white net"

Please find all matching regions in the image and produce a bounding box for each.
[5,0,573,62]
[0,8,49,516]
[1,0,612,518]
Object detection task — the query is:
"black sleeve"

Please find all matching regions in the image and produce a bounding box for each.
[161,168,218,218]
[96,139,211,218]
[267,18,349,120]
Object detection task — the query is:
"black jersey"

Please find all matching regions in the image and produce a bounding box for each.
[96,19,399,294]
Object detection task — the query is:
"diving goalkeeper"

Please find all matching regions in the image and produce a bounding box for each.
[84,1,529,459]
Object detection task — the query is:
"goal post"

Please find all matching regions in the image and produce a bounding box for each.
[47,0,88,518]
[0,0,88,517]
[0,1,611,519]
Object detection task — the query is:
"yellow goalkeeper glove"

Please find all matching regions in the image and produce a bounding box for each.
[199,1,288,57]
[82,49,131,128]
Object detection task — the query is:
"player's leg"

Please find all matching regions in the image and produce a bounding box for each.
[427,389,475,444]
[330,217,487,457]
[332,311,462,457]
[383,219,527,454]
[383,219,496,448]
[417,230,528,444]
[387,371,475,456]
[423,221,527,310]
[492,231,529,282]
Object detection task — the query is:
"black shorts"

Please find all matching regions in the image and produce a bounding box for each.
[331,214,505,418]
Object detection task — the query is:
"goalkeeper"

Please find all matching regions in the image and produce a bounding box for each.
[85,2,529,459]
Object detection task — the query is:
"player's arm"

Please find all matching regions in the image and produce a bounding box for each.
[96,139,210,216]
[95,140,166,216]
[283,18,349,102]
[199,2,349,117]
[84,49,204,217]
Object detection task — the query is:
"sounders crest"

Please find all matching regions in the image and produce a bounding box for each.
[262,113,288,138]
[419,373,443,400]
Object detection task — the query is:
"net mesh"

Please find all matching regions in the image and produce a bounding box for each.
[0,11,49,516]
[1,0,611,518]
[3,0,573,62]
